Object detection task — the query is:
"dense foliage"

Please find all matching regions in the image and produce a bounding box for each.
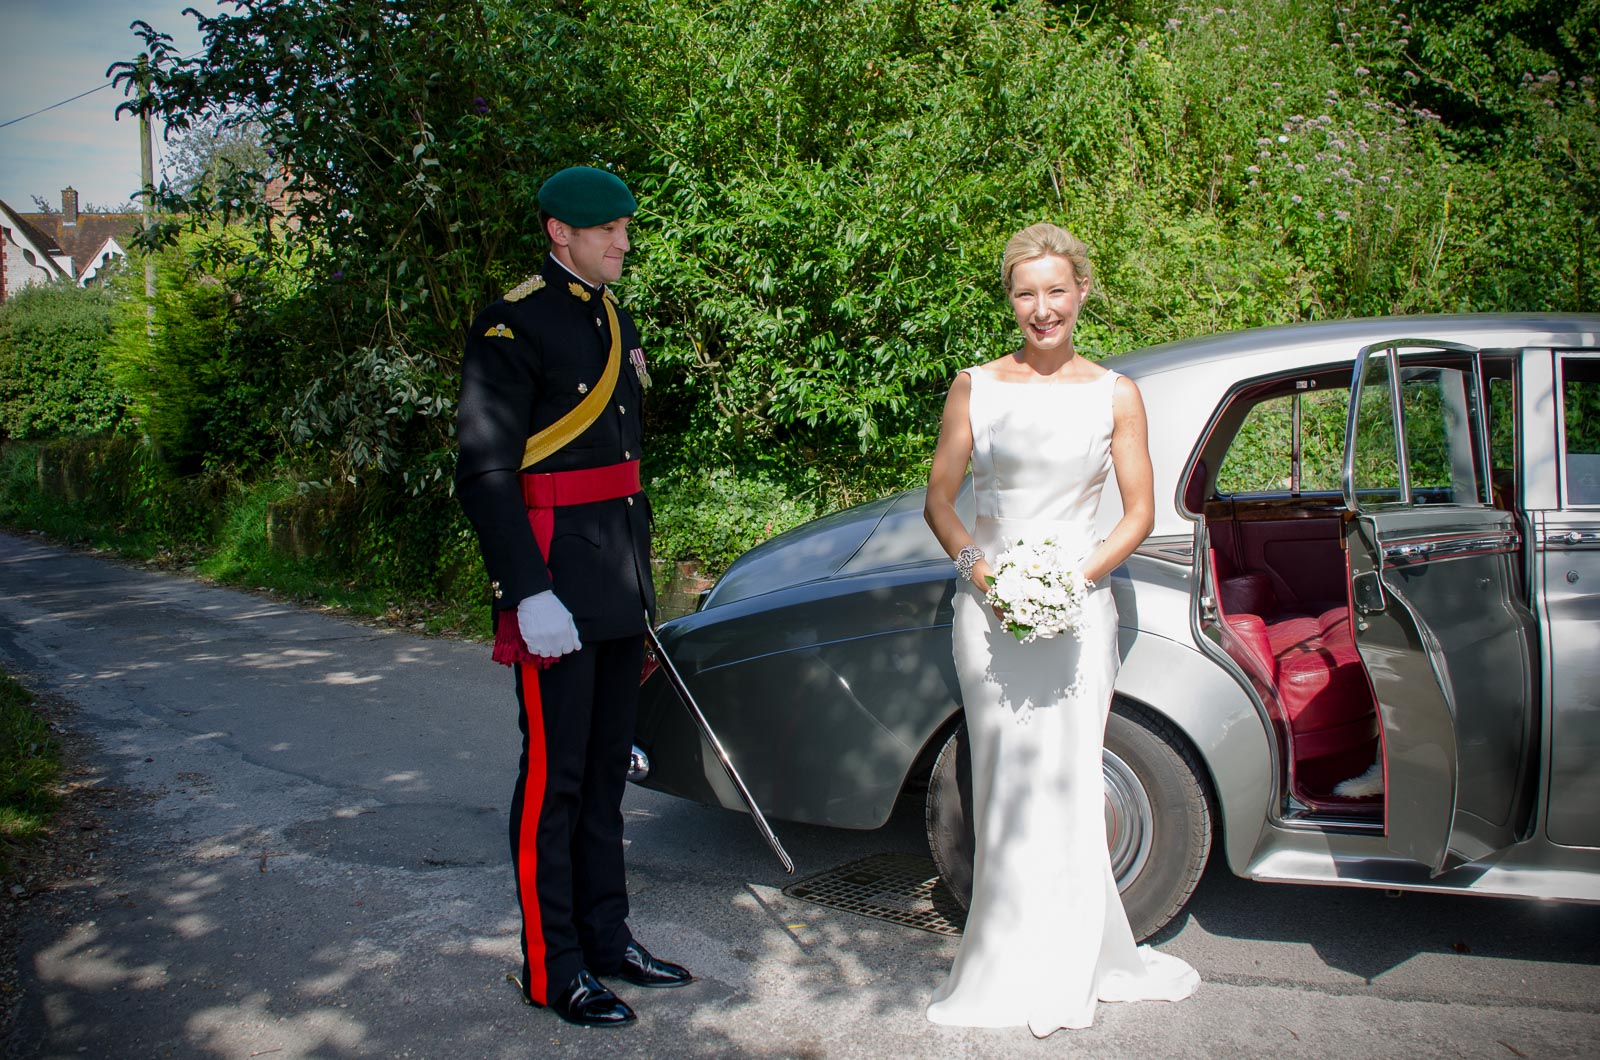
[0,283,123,439]
[20,0,1587,604]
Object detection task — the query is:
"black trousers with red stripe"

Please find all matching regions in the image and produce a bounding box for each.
[509,634,644,1004]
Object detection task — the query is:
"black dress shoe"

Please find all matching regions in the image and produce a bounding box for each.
[612,940,693,988]
[544,969,636,1027]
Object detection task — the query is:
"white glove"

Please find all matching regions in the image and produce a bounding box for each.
[516,591,582,658]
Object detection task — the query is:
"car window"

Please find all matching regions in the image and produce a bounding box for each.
[1561,355,1600,506]
[1349,352,1487,507]
[1483,358,1517,509]
[1398,364,1487,505]
[1350,352,1404,504]
[1217,387,1347,493]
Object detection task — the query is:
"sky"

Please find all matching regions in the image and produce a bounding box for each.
[0,0,203,212]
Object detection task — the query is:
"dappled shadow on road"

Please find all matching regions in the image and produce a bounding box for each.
[9,792,970,1058]
[1,534,966,1054]
[0,538,1011,1053]
[615,805,965,1055]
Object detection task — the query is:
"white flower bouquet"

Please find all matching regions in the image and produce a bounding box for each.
[984,538,1091,643]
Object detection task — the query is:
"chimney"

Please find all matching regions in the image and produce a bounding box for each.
[61,187,78,227]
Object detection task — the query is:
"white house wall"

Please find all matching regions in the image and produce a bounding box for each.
[2,223,69,300]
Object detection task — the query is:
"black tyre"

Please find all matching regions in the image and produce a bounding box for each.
[925,701,1213,941]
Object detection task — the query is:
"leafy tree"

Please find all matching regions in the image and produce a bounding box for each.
[105,231,307,472]
[1401,0,1599,138]
[161,114,273,198]
[114,0,622,481]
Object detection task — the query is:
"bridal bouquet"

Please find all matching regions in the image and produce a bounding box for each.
[984,538,1090,643]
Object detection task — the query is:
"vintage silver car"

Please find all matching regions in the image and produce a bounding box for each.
[631,313,1600,938]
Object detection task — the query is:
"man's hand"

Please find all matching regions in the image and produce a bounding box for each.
[517,591,582,658]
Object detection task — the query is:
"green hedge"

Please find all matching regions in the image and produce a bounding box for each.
[0,282,122,440]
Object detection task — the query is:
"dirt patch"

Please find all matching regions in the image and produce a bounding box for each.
[0,689,143,1054]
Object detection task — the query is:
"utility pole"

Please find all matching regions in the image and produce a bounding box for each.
[138,55,156,327]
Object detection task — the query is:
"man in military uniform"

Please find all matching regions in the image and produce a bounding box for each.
[455,166,691,1028]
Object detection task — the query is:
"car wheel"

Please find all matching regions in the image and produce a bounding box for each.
[924,701,1213,941]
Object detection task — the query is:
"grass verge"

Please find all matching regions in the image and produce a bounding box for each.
[0,669,61,876]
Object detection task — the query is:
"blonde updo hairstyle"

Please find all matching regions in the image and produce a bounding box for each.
[1000,222,1093,294]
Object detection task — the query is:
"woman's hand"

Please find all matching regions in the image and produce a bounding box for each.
[970,559,994,593]
[968,560,1005,620]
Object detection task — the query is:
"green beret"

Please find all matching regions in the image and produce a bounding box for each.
[538,166,638,228]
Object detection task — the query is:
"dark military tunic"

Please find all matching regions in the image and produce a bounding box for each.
[454,253,655,1005]
[456,255,654,638]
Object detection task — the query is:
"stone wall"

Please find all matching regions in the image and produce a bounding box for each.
[653,558,716,622]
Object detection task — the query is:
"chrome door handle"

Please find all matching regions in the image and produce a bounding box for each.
[1384,541,1434,563]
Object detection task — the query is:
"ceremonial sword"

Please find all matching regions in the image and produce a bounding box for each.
[643,620,795,874]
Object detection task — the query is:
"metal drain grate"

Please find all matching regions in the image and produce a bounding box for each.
[784,853,967,936]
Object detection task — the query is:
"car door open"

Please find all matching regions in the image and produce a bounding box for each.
[1341,339,1538,876]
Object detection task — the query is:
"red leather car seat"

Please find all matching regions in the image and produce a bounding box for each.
[1214,556,1379,799]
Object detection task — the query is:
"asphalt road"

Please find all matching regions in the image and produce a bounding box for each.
[1,529,1597,1059]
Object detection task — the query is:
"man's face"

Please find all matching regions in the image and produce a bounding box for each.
[551,216,632,287]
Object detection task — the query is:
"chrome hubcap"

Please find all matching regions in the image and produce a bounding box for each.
[1103,749,1153,892]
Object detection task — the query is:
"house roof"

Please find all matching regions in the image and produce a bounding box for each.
[0,199,73,284]
[16,209,142,281]
[2,204,67,259]
[77,234,130,283]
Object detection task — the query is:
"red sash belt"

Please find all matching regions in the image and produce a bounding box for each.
[519,459,642,558]
[492,460,642,668]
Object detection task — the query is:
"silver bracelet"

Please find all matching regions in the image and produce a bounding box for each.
[955,545,984,581]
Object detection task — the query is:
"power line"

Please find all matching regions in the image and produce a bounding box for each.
[0,82,115,130]
[0,51,205,131]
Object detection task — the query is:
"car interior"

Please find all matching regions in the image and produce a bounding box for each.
[1187,369,1380,821]
[1185,356,1523,822]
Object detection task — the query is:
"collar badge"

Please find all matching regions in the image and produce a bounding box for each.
[568,282,592,302]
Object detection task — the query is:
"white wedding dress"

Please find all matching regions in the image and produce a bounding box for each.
[926,366,1199,1035]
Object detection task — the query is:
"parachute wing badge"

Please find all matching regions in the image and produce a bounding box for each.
[484,323,515,339]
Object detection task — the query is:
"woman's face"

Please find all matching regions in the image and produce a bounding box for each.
[1009,254,1088,354]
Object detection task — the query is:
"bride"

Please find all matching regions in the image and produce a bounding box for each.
[922,222,1200,1036]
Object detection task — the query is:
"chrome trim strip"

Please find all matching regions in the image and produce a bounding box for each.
[1134,541,1194,564]
[1380,531,1521,566]
[1539,529,1600,549]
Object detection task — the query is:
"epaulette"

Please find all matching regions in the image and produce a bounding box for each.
[503,273,546,303]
